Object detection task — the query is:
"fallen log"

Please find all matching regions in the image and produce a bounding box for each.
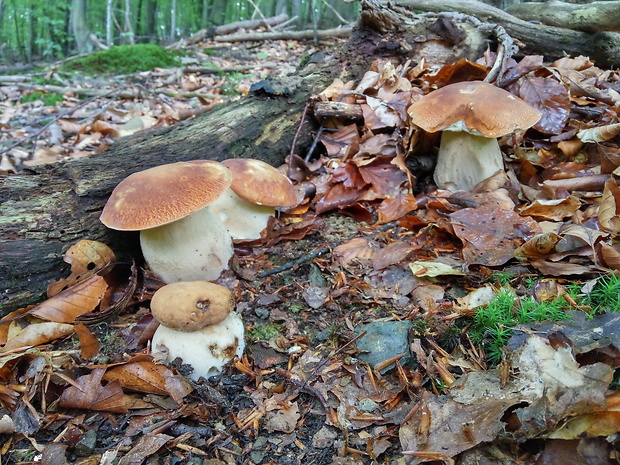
[505,0,620,33]
[396,0,620,67]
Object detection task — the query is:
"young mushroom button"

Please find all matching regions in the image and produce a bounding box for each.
[408,81,541,192]
[209,158,298,241]
[149,281,245,381]
[99,160,234,283]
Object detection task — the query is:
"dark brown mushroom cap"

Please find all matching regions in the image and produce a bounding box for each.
[408,81,541,138]
[100,160,233,231]
[221,158,297,207]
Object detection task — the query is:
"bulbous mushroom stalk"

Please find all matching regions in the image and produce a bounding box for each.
[100,160,234,283]
[408,81,541,191]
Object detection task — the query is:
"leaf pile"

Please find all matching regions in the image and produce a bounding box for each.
[3,52,620,465]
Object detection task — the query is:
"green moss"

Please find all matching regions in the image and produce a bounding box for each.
[470,288,570,364]
[581,273,620,314]
[246,322,282,342]
[21,91,64,106]
[61,44,181,75]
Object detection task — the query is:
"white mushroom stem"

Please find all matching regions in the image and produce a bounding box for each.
[151,312,245,381]
[208,189,276,241]
[433,131,505,192]
[140,206,233,283]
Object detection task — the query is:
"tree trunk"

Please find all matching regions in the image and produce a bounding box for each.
[71,0,93,55]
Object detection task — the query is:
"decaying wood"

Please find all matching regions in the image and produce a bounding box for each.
[186,14,291,44]
[505,1,620,32]
[395,0,620,67]
[214,27,353,43]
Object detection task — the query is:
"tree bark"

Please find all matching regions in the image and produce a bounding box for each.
[505,1,620,32]
[396,0,620,67]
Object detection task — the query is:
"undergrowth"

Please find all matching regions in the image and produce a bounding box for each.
[61,44,181,74]
[470,273,620,364]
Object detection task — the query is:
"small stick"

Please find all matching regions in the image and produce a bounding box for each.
[258,245,330,278]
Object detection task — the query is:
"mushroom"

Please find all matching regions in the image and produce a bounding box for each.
[408,81,541,191]
[150,281,245,380]
[208,158,297,241]
[100,160,234,283]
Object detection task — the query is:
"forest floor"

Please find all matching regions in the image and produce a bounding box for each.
[2,24,620,465]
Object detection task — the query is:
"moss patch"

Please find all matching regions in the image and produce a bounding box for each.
[62,44,181,75]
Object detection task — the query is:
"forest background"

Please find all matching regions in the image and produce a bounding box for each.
[0,0,362,64]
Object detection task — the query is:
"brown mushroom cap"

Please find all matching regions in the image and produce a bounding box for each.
[100,160,233,231]
[151,281,234,331]
[221,158,296,207]
[408,81,541,138]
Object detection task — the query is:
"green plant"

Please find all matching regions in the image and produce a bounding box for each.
[582,273,620,314]
[21,91,64,106]
[490,271,515,287]
[470,289,569,364]
[220,72,251,95]
[61,44,181,75]
[246,322,282,342]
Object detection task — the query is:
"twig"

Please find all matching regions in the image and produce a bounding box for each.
[247,0,275,32]
[288,101,311,171]
[257,245,330,278]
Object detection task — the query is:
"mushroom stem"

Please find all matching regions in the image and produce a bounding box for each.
[434,131,504,191]
[140,207,233,283]
[209,189,276,241]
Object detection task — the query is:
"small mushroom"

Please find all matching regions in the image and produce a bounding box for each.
[209,158,297,241]
[150,281,234,331]
[408,81,541,191]
[100,160,234,283]
[150,281,245,380]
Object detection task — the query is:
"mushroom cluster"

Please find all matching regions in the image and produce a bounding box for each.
[100,158,296,283]
[408,81,541,191]
[100,160,234,283]
[100,158,297,379]
[150,281,245,380]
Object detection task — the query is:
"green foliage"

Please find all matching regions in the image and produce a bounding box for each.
[220,72,252,95]
[581,273,620,314]
[246,322,282,342]
[61,44,181,75]
[20,91,64,106]
[470,288,570,364]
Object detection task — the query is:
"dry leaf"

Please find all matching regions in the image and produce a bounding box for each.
[103,359,192,403]
[450,204,542,266]
[598,178,620,236]
[59,368,129,413]
[519,197,581,221]
[31,274,108,324]
[0,322,75,353]
[74,323,99,359]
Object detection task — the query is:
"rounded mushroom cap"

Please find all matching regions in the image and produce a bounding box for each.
[151,281,234,331]
[100,160,233,231]
[408,81,541,138]
[221,158,297,207]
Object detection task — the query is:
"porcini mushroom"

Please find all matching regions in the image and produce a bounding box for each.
[208,158,297,241]
[408,81,541,191]
[150,281,245,380]
[100,160,234,283]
